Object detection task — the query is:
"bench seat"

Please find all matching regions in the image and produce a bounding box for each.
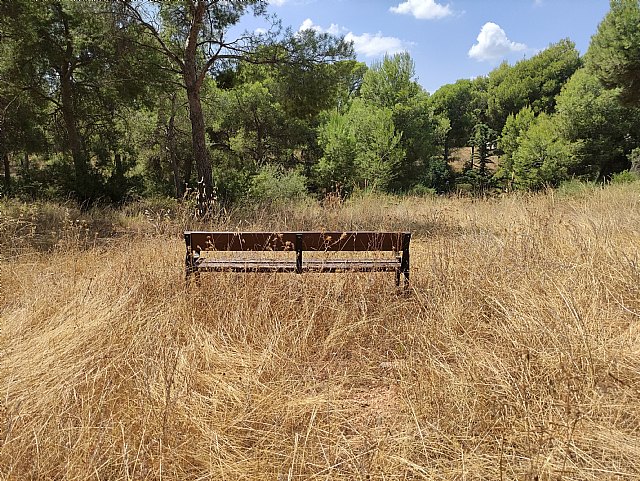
[195,258,401,273]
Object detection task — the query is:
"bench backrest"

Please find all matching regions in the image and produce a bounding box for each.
[185,231,410,253]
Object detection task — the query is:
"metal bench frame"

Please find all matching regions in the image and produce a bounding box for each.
[184,231,411,287]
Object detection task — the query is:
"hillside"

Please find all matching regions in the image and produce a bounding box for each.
[1,185,640,480]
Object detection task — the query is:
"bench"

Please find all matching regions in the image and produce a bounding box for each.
[184,231,411,287]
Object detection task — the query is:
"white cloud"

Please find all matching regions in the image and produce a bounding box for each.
[254,27,268,35]
[270,0,288,6]
[468,22,527,62]
[298,18,343,35]
[345,32,409,57]
[298,19,410,58]
[299,18,317,31]
[390,0,452,19]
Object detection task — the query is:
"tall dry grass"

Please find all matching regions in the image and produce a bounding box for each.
[1,185,640,480]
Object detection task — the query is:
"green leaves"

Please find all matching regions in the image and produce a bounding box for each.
[587,0,640,106]
[358,52,441,191]
[429,79,475,150]
[315,99,404,193]
[486,39,581,132]
[512,113,574,189]
[497,106,535,180]
[555,67,640,178]
[360,52,421,110]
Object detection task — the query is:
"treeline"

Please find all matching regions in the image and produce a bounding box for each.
[1,0,639,205]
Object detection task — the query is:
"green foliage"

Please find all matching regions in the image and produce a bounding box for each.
[486,39,581,132]
[314,99,404,193]
[610,170,640,184]
[0,0,162,202]
[455,167,497,194]
[314,112,357,192]
[359,52,440,191]
[2,1,639,203]
[213,53,361,194]
[512,113,574,189]
[211,162,251,206]
[391,90,442,190]
[360,52,422,109]
[496,106,536,184]
[556,179,598,197]
[408,184,437,197]
[587,0,640,106]
[554,68,640,179]
[423,158,454,193]
[222,80,286,165]
[469,123,498,175]
[248,165,309,204]
[429,79,475,153]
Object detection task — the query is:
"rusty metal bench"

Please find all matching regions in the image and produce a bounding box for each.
[184,231,411,287]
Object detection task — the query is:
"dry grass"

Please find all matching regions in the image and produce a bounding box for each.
[2,185,640,480]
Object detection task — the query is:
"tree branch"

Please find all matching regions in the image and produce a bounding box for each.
[120,2,185,70]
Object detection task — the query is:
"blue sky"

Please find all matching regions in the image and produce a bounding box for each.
[253,0,611,93]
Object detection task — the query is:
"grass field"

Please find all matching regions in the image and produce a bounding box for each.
[2,185,640,480]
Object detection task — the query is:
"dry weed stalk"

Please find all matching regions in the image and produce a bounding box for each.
[1,185,640,479]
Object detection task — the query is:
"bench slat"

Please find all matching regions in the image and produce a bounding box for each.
[187,232,298,252]
[196,260,298,273]
[185,231,406,252]
[300,232,402,252]
[196,258,400,273]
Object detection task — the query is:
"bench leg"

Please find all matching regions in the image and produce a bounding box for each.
[185,253,200,284]
[401,245,410,290]
[186,268,200,283]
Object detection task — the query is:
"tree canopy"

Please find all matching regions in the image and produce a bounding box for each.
[1,1,639,203]
[587,0,640,106]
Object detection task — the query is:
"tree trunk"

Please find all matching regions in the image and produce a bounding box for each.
[60,67,89,197]
[183,1,213,201]
[183,1,213,207]
[2,151,10,194]
[0,130,9,193]
[114,152,123,176]
[167,94,183,199]
[58,6,89,200]
[22,152,29,172]
[185,85,212,196]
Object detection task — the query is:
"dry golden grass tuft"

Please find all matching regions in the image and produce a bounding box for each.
[2,185,640,479]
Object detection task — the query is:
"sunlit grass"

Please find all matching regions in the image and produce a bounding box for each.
[2,184,640,479]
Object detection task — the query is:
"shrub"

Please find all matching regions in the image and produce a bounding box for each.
[248,165,309,204]
[629,147,640,173]
[556,179,598,197]
[408,184,437,197]
[512,113,575,190]
[611,170,640,184]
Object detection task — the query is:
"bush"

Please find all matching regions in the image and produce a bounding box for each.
[611,170,640,184]
[556,179,597,197]
[247,165,309,204]
[628,147,640,173]
[512,113,574,190]
[212,164,251,206]
[422,158,453,193]
[408,184,437,197]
